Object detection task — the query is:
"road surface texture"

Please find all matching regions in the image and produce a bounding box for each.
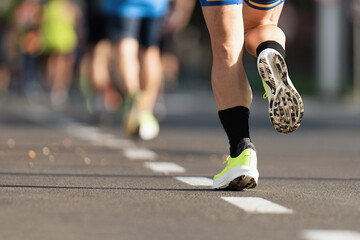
[0,90,359,240]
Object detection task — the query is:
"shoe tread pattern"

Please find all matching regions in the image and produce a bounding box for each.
[259,52,304,134]
[223,175,257,191]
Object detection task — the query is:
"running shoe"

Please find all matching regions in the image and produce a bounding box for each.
[122,93,140,138]
[122,93,160,140]
[257,49,304,134]
[138,111,159,140]
[212,149,259,191]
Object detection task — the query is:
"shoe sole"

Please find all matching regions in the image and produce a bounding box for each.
[139,122,159,141]
[227,175,257,191]
[212,166,258,191]
[258,51,304,134]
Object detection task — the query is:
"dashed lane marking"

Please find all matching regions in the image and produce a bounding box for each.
[175,177,213,186]
[301,230,360,240]
[221,197,293,214]
[124,148,158,161]
[96,138,135,150]
[144,162,186,173]
[65,123,134,149]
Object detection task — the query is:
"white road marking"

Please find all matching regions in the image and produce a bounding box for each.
[100,138,134,149]
[175,177,213,186]
[301,230,360,240]
[144,162,186,173]
[27,103,156,162]
[65,124,133,149]
[221,197,293,214]
[65,125,100,141]
[124,148,158,161]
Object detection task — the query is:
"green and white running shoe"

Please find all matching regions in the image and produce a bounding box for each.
[122,93,160,140]
[257,49,304,134]
[212,149,259,191]
[138,111,159,141]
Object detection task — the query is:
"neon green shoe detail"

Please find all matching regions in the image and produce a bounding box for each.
[122,93,140,137]
[138,111,159,141]
[212,149,259,190]
[262,80,269,100]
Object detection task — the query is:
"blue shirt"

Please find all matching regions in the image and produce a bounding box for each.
[102,0,169,18]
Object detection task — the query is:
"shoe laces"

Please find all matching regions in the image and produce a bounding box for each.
[262,80,269,99]
[224,155,231,164]
[224,151,253,164]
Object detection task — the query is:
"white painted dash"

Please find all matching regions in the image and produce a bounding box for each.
[144,162,185,173]
[175,177,213,186]
[64,123,133,149]
[101,138,134,149]
[221,197,293,214]
[124,148,158,161]
[301,230,360,240]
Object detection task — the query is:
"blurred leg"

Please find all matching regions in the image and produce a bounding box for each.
[92,39,112,91]
[139,45,162,112]
[0,64,10,93]
[115,38,140,94]
[50,53,75,107]
[52,53,74,91]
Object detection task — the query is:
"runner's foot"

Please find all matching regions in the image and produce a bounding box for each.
[138,111,159,140]
[212,148,259,191]
[257,49,304,134]
[122,93,159,140]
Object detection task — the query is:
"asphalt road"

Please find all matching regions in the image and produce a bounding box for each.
[0,90,359,240]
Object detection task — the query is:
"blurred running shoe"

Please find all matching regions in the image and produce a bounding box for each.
[257,49,304,134]
[122,93,140,138]
[212,149,258,191]
[138,111,159,140]
[122,92,160,140]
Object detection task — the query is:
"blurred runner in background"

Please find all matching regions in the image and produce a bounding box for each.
[102,0,169,140]
[160,0,196,90]
[40,0,82,109]
[80,0,122,121]
[11,0,42,95]
[0,0,18,95]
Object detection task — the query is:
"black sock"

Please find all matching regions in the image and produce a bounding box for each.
[256,40,286,59]
[218,106,255,158]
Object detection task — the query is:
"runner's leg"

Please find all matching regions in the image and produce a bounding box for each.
[244,1,304,133]
[201,1,258,190]
[201,4,252,110]
[243,2,285,56]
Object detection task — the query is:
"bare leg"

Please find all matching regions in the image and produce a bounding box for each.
[244,3,304,134]
[201,5,252,110]
[202,4,259,191]
[92,39,112,91]
[115,38,140,94]
[244,4,285,56]
[139,46,163,112]
[50,53,75,107]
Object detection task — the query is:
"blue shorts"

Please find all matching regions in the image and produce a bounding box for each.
[106,16,164,47]
[102,0,169,18]
[199,0,242,6]
[200,0,284,10]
